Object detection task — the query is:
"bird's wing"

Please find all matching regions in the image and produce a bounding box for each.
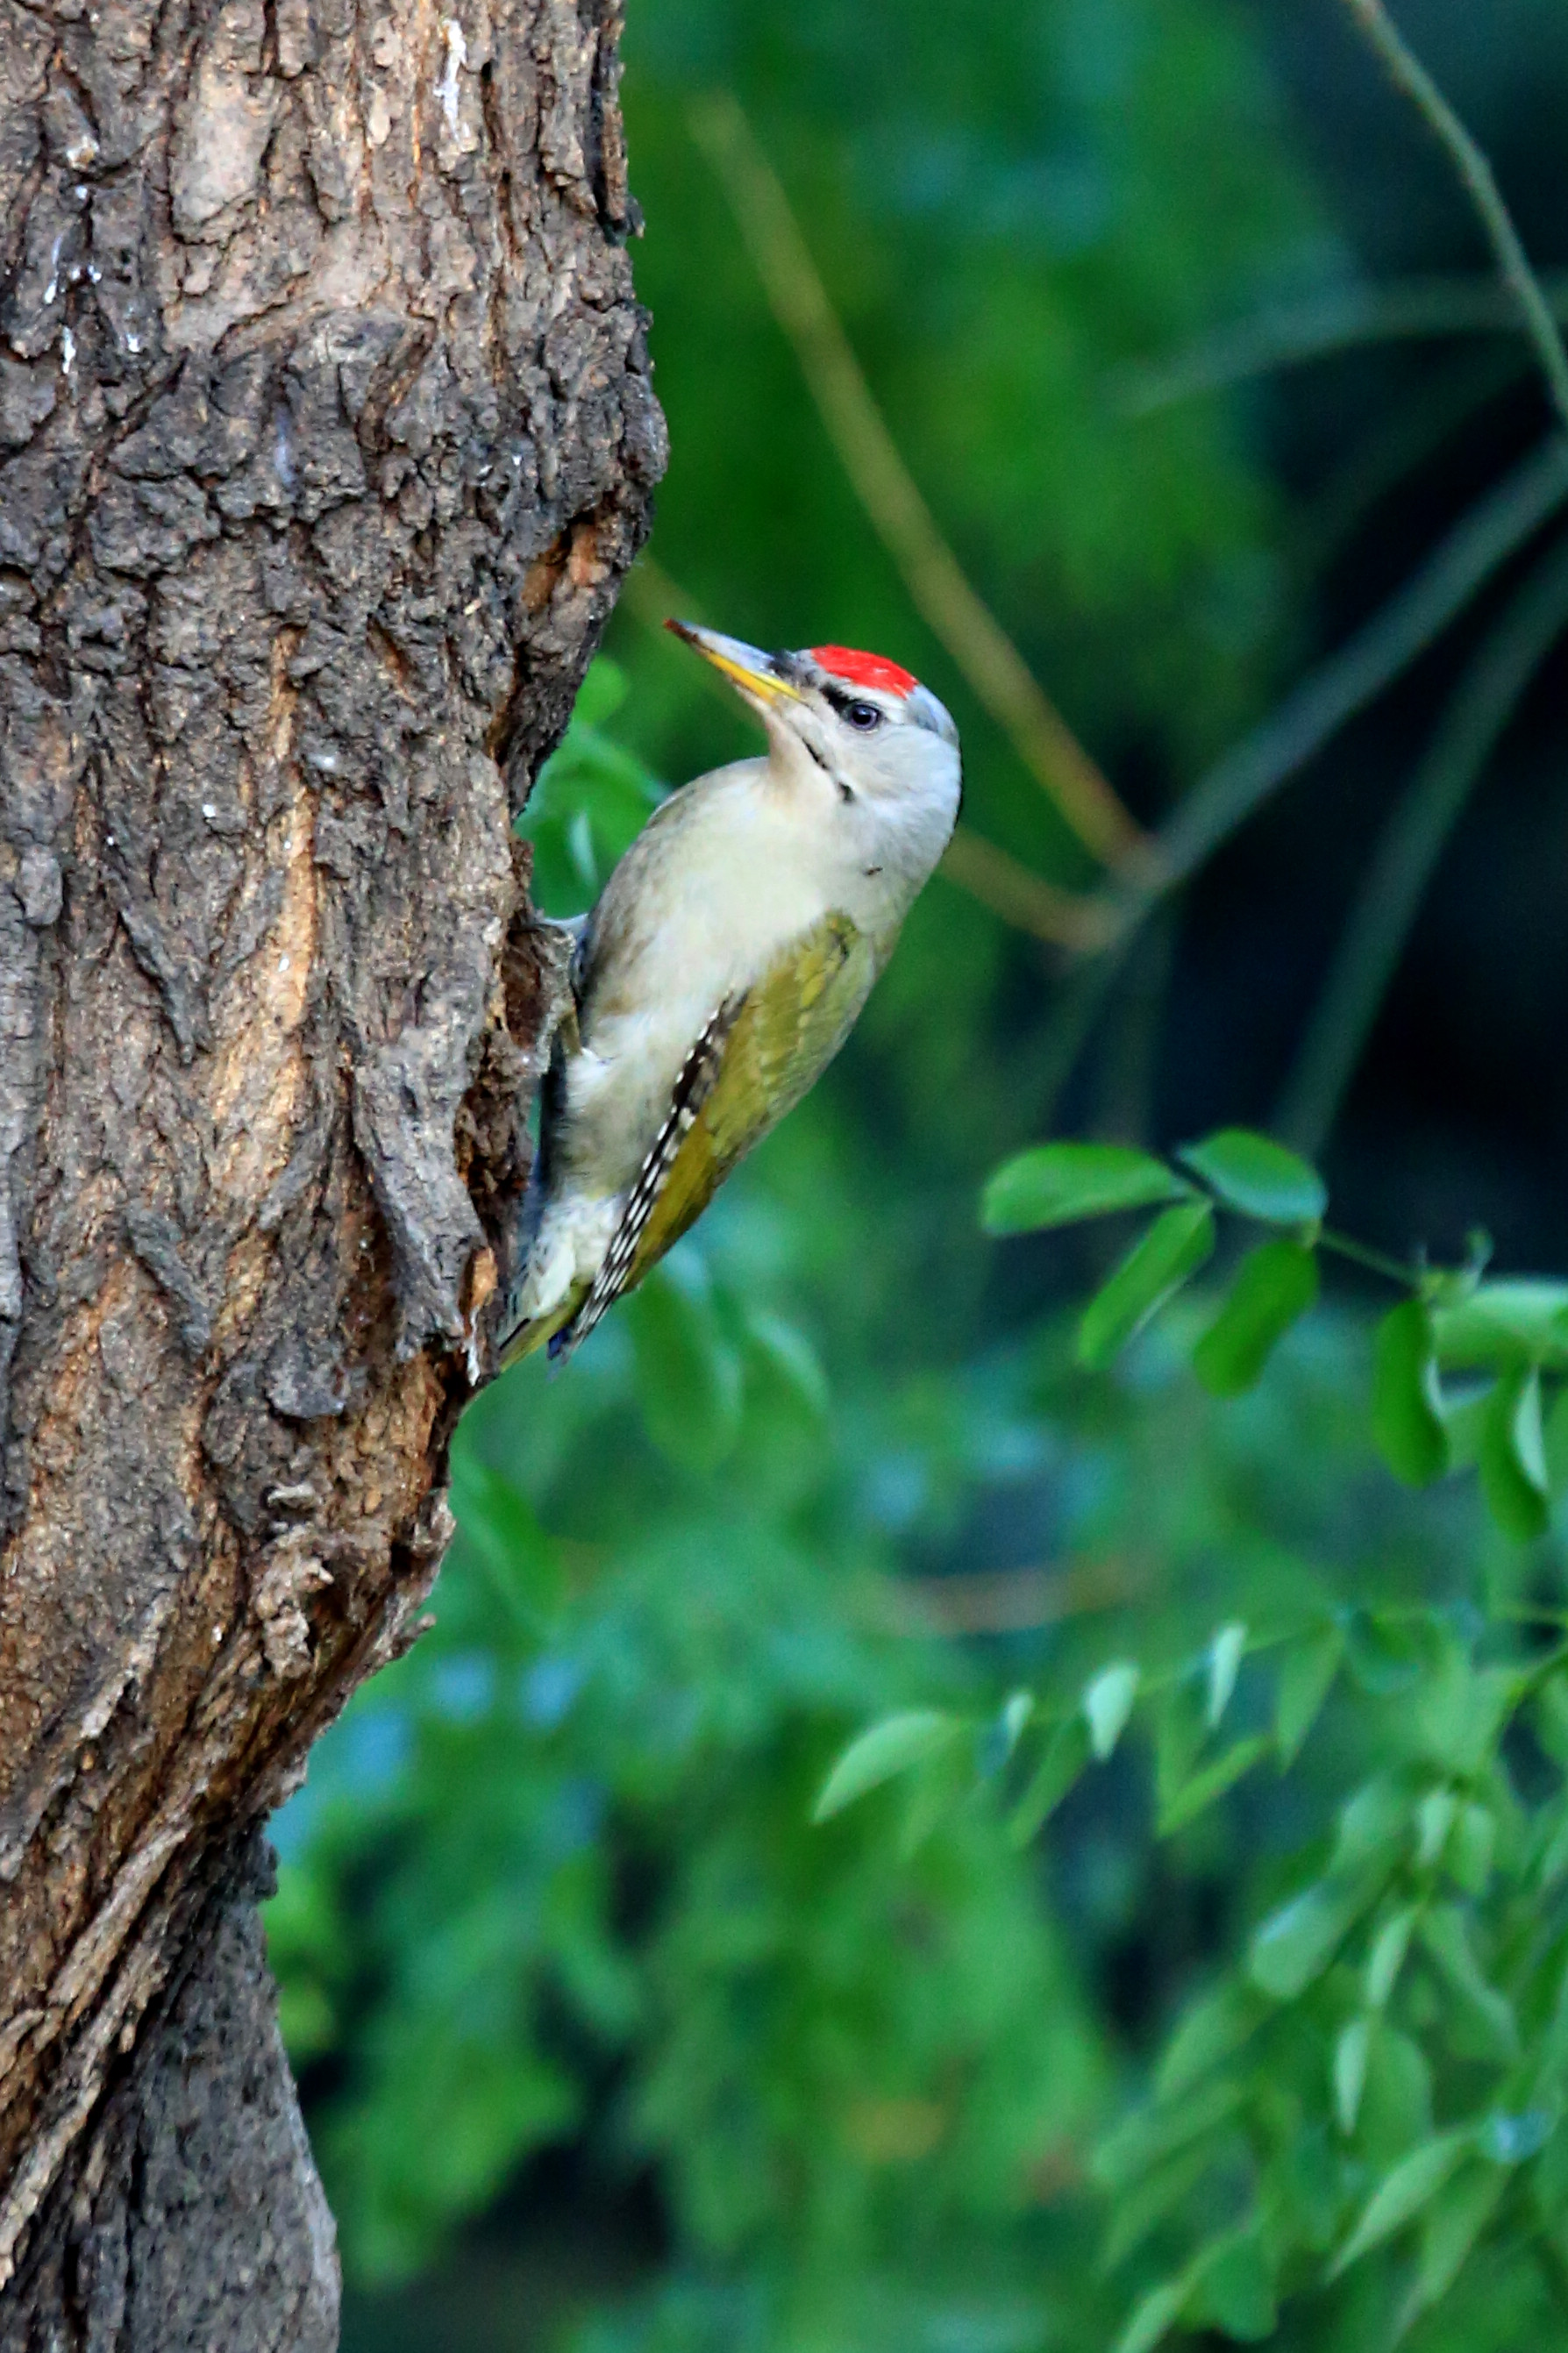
[554,911,876,1359]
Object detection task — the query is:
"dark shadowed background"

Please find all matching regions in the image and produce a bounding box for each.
[264,4,1568,2346]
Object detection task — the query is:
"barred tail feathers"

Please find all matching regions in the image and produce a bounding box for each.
[496,1193,616,1368]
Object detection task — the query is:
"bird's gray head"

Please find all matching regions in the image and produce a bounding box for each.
[666,620,961,826]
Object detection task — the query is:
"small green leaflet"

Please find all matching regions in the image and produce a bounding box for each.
[1249,1870,1381,2001]
[1158,1735,1271,1836]
[1330,2128,1472,2276]
[624,1263,744,1474]
[1084,1660,1141,1759]
[1009,1714,1090,1844]
[1193,1240,1318,1396]
[811,1710,960,1822]
[1077,1202,1215,1369]
[1418,1906,1517,2062]
[1479,1365,1550,1543]
[1431,1280,1568,1371]
[1177,1129,1327,1226]
[1155,1981,1268,2102]
[1364,1906,1417,2011]
[1112,2276,1187,2353]
[1372,1301,1448,1487]
[980,1142,1191,1236]
[1275,1625,1343,1767]
[1207,1622,1247,1729]
[1401,2164,1507,2332]
[1111,2222,1273,2353]
[1335,2016,1371,2136]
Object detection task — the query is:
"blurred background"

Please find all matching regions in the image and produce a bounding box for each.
[267,3,1568,2345]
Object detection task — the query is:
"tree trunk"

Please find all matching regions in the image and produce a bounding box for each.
[0,0,665,2335]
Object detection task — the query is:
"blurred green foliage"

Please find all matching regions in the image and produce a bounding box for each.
[825,1127,1568,2349]
[266,0,1568,2346]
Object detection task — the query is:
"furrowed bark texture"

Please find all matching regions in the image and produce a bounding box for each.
[0,0,665,2336]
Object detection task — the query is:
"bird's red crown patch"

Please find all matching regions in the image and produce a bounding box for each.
[811,645,916,698]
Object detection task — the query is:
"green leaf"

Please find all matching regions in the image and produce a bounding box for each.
[447,1445,564,1630]
[1344,1610,1433,1696]
[998,1688,1034,1756]
[1156,1980,1269,2102]
[1009,1714,1091,1844]
[1365,1907,1418,2011]
[1372,1301,1448,1487]
[980,1142,1190,1236]
[1545,1383,1568,1494]
[1330,2129,1472,2276]
[1431,1280,1568,1371]
[1250,1870,1382,2001]
[1449,1802,1496,1895]
[521,689,665,916]
[1094,2075,1245,2193]
[812,1710,961,1822]
[1333,1773,1416,1869]
[1412,1651,1516,1779]
[1158,1734,1271,1836]
[1101,2143,1215,2271]
[1415,1787,1458,1869]
[1191,2227,1276,2341]
[1084,1660,1141,1760]
[1439,1381,1492,1472]
[1401,2164,1507,2331]
[1419,1905,1518,2062]
[1155,1679,1208,1815]
[624,1260,743,1473]
[1113,2225,1275,2353]
[1177,1128,1327,1226]
[1359,2027,1435,2166]
[1479,1365,1550,1543]
[1206,1621,1247,1729]
[1193,1241,1318,1396]
[1077,1202,1215,1369]
[1335,2016,1372,2136]
[571,653,631,727]
[1112,2278,1187,2353]
[1275,1625,1343,1766]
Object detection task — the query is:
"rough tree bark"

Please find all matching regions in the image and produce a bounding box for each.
[0,0,665,2337]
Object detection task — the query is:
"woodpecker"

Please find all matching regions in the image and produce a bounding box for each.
[499,621,962,1365]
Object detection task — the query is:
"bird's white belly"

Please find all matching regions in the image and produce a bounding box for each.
[563,804,837,1194]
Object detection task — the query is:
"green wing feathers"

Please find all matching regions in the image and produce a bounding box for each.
[623,911,877,1294]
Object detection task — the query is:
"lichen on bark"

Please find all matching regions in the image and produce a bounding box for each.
[0,0,665,2336]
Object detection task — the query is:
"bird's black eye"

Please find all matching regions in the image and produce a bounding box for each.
[844,700,882,731]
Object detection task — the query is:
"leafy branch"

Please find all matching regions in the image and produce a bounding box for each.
[818,1533,1568,2349]
[982,1126,1568,1546]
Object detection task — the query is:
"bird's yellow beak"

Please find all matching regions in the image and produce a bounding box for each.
[666,619,804,707]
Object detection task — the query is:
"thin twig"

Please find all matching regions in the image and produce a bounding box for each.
[937,829,1108,950]
[1316,1230,1422,1289]
[1277,531,1568,1155]
[624,556,1102,949]
[879,1556,1145,1637]
[1087,435,1568,946]
[688,89,1149,873]
[1111,275,1568,417]
[1343,0,1568,434]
